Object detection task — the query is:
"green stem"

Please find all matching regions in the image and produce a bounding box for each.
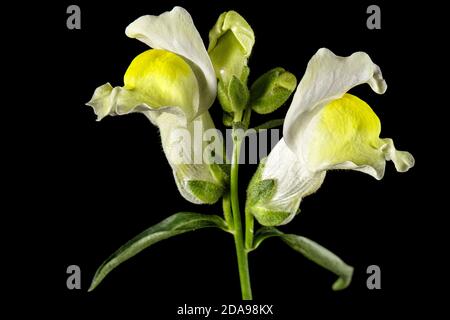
[222,192,233,230]
[234,109,244,123]
[243,107,255,250]
[230,132,252,300]
[245,207,254,250]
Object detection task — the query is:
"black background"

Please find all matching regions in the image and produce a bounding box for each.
[9,0,444,318]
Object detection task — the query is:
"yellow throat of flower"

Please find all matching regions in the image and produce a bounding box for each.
[124,49,199,111]
[305,93,382,170]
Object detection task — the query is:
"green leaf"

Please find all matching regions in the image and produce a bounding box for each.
[228,76,249,113]
[282,235,354,291]
[89,213,229,291]
[252,119,284,131]
[252,226,283,249]
[250,68,297,114]
[253,227,354,291]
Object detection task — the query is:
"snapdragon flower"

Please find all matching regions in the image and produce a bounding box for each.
[247,48,415,226]
[87,7,226,204]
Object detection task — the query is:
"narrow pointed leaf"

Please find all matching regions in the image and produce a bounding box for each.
[252,226,283,249]
[89,212,229,291]
[282,234,354,291]
[253,227,354,290]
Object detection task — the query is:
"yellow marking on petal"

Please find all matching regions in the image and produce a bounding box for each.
[305,93,382,169]
[124,49,198,111]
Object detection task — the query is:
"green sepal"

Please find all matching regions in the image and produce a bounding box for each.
[241,65,250,84]
[218,81,233,113]
[246,159,291,226]
[89,213,229,291]
[187,180,224,204]
[250,68,297,114]
[229,76,249,113]
[209,163,231,186]
[251,206,291,227]
[247,179,276,207]
[217,76,250,115]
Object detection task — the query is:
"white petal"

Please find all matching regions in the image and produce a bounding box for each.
[86,83,185,125]
[157,111,220,180]
[87,84,223,204]
[261,138,326,219]
[157,112,223,204]
[156,112,218,166]
[380,138,415,173]
[284,48,387,156]
[125,7,217,116]
[323,160,386,180]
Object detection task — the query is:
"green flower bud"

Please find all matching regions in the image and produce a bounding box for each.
[209,11,254,114]
[208,11,255,84]
[250,67,297,114]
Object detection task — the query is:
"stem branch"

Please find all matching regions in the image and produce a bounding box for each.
[230,131,252,300]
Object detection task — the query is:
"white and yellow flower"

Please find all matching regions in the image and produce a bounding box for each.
[87,7,226,204]
[247,48,415,226]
